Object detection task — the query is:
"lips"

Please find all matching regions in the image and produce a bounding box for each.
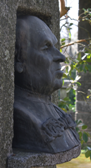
[56,64,61,71]
[55,70,63,79]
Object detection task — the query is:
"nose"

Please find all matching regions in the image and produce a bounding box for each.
[53,48,65,62]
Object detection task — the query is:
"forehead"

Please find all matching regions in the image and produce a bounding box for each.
[21,16,57,46]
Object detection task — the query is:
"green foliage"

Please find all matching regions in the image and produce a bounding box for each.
[59,42,91,158]
[59,8,91,160]
[83,132,88,143]
[76,119,91,159]
[82,8,91,24]
[60,37,91,112]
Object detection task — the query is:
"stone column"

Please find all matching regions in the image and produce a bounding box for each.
[0,1,60,168]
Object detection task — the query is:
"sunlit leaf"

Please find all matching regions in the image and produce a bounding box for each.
[61,65,67,70]
[81,53,88,60]
[61,38,65,42]
[87,95,90,98]
[69,32,71,39]
[61,108,67,112]
[87,54,91,59]
[60,49,62,53]
[75,75,81,81]
[82,125,87,129]
[75,82,81,86]
[62,73,68,78]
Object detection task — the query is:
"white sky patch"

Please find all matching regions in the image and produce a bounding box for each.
[60,0,79,41]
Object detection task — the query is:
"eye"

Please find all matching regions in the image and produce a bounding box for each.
[41,42,52,50]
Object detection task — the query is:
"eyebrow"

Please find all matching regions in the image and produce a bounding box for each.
[42,37,58,46]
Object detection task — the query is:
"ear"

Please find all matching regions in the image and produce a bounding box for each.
[15,62,23,73]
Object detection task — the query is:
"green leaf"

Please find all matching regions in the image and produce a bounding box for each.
[87,95,91,98]
[61,108,67,112]
[61,42,65,45]
[83,132,88,142]
[69,32,71,39]
[60,49,62,53]
[78,132,82,139]
[63,97,69,101]
[75,82,81,86]
[76,119,82,125]
[85,150,91,158]
[81,140,84,145]
[76,127,79,132]
[77,53,81,61]
[87,64,91,72]
[82,53,88,60]
[79,64,83,71]
[86,59,91,63]
[82,125,87,129]
[62,73,68,78]
[66,88,71,93]
[83,8,87,12]
[69,23,73,26]
[87,54,91,59]
[61,38,65,42]
[83,68,87,73]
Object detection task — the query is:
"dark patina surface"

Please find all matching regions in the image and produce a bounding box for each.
[13,16,80,153]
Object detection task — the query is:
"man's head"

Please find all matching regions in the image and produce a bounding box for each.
[15,16,65,95]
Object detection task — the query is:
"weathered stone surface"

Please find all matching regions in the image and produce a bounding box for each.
[7,145,81,168]
[31,166,56,168]
[76,101,91,113]
[77,73,91,101]
[0,1,59,168]
[79,0,91,39]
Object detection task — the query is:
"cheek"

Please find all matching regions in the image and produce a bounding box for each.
[34,50,52,67]
[26,49,53,81]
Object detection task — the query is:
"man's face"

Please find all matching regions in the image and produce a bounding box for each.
[16,16,65,95]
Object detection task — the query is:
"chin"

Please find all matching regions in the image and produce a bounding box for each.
[52,79,62,92]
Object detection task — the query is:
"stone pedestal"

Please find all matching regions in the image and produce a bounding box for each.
[7,145,81,168]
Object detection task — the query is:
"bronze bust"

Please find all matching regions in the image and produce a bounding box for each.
[13,16,80,153]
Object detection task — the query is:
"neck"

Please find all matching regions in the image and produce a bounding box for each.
[15,85,51,103]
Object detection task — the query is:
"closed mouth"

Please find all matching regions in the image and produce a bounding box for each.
[55,70,63,78]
